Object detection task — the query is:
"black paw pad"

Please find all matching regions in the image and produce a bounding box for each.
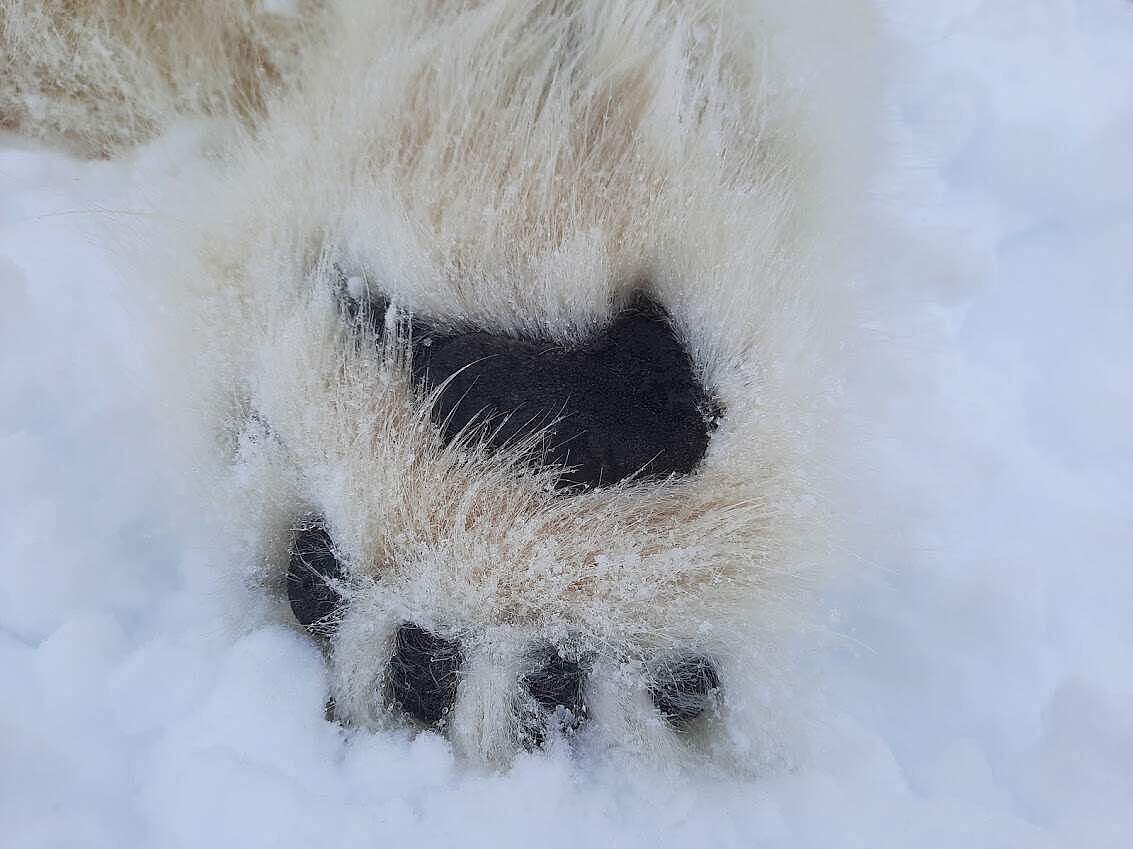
[287,524,345,628]
[386,623,463,727]
[412,294,717,490]
[517,643,587,748]
[648,655,721,729]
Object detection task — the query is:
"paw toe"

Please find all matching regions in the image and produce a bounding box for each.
[517,642,587,748]
[386,623,463,727]
[648,655,721,729]
[287,523,345,627]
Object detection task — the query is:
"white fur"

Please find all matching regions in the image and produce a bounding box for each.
[9,0,887,769]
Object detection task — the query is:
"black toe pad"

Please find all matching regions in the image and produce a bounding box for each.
[648,655,721,729]
[517,643,587,748]
[287,524,345,628]
[386,623,463,727]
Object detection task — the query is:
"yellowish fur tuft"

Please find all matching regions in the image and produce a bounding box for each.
[0,0,323,156]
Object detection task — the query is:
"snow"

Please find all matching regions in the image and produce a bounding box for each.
[2,3,1132,847]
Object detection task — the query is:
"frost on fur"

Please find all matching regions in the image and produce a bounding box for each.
[0,0,323,156]
[10,0,886,770]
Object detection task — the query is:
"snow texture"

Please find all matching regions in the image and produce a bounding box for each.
[1,1,1132,847]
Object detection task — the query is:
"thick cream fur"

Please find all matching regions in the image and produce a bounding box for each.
[11,0,886,769]
[0,0,322,156]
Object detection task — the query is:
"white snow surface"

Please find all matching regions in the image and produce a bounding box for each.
[2,3,1132,847]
